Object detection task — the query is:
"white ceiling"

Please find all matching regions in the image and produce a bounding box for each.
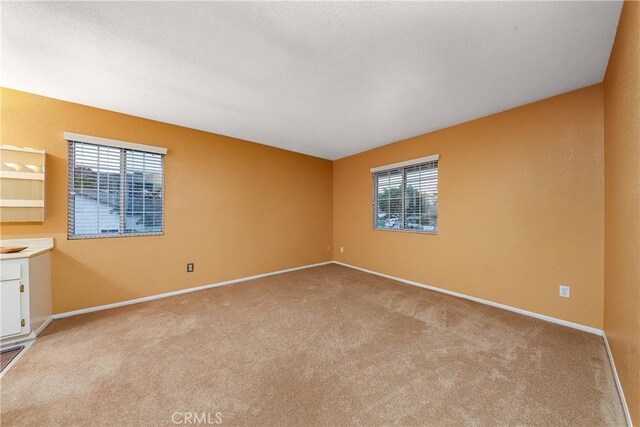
[1,1,622,160]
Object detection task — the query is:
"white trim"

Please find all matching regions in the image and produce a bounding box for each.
[333,261,603,336]
[63,132,168,155]
[0,340,34,379]
[370,154,439,173]
[53,259,604,336]
[603,332,633,426]
[53,261,332,319]
[0,171,44,180]
[0,331,35,349]
[0,316,53,350]
[0,199,44,208]
[0,145,45,154]
[34,316,53,337]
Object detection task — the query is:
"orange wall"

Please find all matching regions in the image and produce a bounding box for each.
[603,1,640,424]
[0,88,333,313]
[333,85,605,329]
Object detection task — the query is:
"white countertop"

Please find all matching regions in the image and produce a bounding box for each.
[0,238,54,260]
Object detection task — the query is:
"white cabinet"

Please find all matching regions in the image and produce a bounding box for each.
[1,279,22,336]
[0,238,53,348]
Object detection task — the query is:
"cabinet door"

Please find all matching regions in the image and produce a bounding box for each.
[1,279,23,337]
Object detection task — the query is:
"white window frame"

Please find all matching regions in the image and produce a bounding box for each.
[65,132,167,240]
[371,154,439,234]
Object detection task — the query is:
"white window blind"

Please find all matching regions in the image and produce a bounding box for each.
[373,157,439,234]
[67,138,165,239]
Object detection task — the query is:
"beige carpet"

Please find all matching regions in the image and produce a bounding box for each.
[0,264,625,426]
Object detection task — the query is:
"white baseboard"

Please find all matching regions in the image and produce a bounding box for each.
[0,332,35,350]
[34,316,53,337]
[53,261,333,319]
[53,259,602,334]
[603,332,633,427]
[0,317,53,351]
[333,261,603,336]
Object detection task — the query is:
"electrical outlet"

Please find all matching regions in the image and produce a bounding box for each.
[187,263,194,273]
[340,246,344,253]
[559,285,570,298]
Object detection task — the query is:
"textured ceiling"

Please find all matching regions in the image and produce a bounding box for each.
[1,2,622,160]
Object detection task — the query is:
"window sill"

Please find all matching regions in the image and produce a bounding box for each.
[372,227,438,235]
[68,232,164,240]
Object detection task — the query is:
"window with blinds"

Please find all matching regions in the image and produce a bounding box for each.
[372,156,438,234]
[67,137,165,239]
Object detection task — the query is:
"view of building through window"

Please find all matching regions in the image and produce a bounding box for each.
[68,142,164,238]
[374,160,438,233]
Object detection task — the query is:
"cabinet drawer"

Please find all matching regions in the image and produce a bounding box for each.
[0,262,21,281]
